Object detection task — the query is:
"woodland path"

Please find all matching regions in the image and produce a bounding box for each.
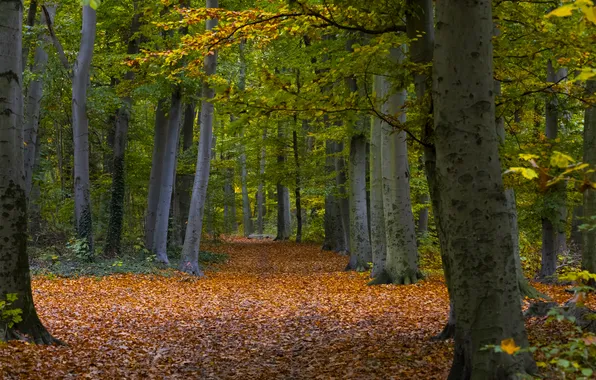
[1,240,463,379]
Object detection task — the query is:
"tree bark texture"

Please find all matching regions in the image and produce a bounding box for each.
[256,129,266,235]
[145,99,168,250]
[369,76,386,277]
[180,0,219,275]
[583,80,596,274]
[24,5,55,198]
[152,90,182,264]
[433,1,535,377]
[372,48,419,285]
[0,2,57,344]
[539,61,568,281]
[72,5,97,255]
[275,122,291,241]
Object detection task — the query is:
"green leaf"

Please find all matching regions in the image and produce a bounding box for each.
[557,359,570,368]
[581,368,593,377]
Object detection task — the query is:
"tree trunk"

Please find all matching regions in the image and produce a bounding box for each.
[104,8,140,257]
[72,5,97,256]
[322,141,346,252]
[583,80,596,274]
[256,129,266,235]
[570,206,583,255]
[335,142,351,253]
[180,0,218,275]
[539,61,568,281]
[145,99,168,250]
[347,133,372,271]
[237,43,253,237]
[369,75,387,278]
[275,122,291,241]
[24,5,55,198]
[371,48,419,285]
[176,103,195,244]
[292,127,302,243]
[0,4,57,344]
[434,1,535,377]
[153,90,182,264]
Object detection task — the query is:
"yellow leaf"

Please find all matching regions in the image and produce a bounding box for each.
[550,151,575,168]
[519,153,539,161]
[500,338,521,355]
[508,167,539,180]
[547,4,576,18]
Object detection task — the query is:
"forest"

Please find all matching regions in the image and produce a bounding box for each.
[1,0,596,378]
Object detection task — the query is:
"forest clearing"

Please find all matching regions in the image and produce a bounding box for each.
[0,239,591,379]
[2,0,596,378]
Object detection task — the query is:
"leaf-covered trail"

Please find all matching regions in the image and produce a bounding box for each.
[2,241,453,378]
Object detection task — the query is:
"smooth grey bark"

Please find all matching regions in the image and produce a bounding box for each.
[72,5,97,255]
[256,130,266,234]
[335,142,351,253]
[434,1,534,377]
[0,3,57,344]
[145,99,168,250]
[539,61,568,281]
[322,140,347,252]
[347,133,372,271]
[238,43,253,237]
[369,76,386,277]
[104,9,140,257]
[153,90,183,264]
[180,0,218,275]
[275,122,291,241]
[583,80,596,274]
[175,103,195,244]
[371,48,419,285]
[292,126,303,243]
[24,5,55,198]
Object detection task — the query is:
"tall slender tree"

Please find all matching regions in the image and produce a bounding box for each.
[180,0,219,275]
[583,80,596,274]
[72,3,98,255]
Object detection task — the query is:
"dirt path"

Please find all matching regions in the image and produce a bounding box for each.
[1,241,453,379]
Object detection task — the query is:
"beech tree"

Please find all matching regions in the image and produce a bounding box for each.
[433,0,535,377]
[0,0,57,344]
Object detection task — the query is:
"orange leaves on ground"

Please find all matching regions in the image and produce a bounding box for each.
[0,240,452,379]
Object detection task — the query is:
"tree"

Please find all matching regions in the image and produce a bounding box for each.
[0,0,57,344]
[72,3,98,255]
[583,80,596,274]
[433,0,535,377]
[180,0,219,276]
[370,47,419,285]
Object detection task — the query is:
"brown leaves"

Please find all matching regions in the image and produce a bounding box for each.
[0,240,454,378]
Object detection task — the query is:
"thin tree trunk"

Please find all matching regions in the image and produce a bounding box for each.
[292,126,302,243]
[539,61,568,282]
[275,122,291,241]
[104,8,140,257]
[256,129,266,235]
[24,5,55,198]
[153,90,183,264]
[369,75,386,277]
[237,42,253,237]
[322,140,345,251]
[176,103,195,244]
[583,80,596,273]
[180,0,219,275]
[335,142,350,253]
[434,0,534,376]
[0,4,58,344]
[145,99,168,251]
[570,206,583,255]
[72,5,97,256]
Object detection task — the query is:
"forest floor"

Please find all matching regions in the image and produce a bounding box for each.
[0,239,589,379]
